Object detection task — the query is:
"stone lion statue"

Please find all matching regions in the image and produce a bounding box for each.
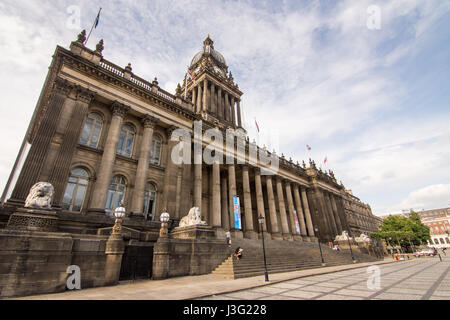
[355,233,371,243]
[178,207,207,228]
[24,182,54,209]
[335,230,350,241]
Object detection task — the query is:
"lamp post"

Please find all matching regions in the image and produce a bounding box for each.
[159,210,170,238]
[258,214,269,282]
[315,226,326,267]
[345,230,356,263]
[112,203,126,234]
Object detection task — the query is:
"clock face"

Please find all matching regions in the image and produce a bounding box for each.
[214,65,222,75]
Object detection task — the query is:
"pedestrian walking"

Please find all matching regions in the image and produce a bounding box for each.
[225,231,231,248]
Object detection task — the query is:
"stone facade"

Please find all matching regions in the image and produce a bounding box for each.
[343,190,382,237]
[0,33,380,245]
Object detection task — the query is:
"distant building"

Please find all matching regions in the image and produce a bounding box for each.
[380,207,450,248]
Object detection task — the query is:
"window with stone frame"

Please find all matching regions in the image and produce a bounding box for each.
[105,175,127,213]
[149,134,162,165]
[79,112,103,148]
[143,182,157,220]
[62,167,89,212]
[117,123,135,157]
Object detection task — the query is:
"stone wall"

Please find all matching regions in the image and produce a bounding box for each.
[0,229,112,298]
[153,236,229,279]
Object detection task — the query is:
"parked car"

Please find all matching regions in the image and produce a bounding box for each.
[414,249,436,257]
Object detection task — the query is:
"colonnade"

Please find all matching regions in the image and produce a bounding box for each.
[190,78,242,127]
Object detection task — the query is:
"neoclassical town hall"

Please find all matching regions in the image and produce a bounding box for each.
[1,32,380,243]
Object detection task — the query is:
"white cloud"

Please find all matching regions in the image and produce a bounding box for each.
[0,0,449,217]
[390,184,450,212]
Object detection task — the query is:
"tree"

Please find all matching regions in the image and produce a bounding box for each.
[371,212,431,251]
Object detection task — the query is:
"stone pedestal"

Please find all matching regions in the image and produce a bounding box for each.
[104,232,125,286]
[302,236,311,242]
[244,230,258,240]
[283,233,294,241]
[293,234,303,242]
[7,207,59,232]
[271,232,283,240]
[231,229,244,239]
[171,225,215,240]
[152,237,171,280]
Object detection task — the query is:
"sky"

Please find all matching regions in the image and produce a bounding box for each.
[0,0,449,215]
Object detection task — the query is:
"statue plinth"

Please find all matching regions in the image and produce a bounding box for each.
[171,224,215,240]
[7,207,59,232]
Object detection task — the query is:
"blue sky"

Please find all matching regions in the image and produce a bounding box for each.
[0,0,449,215]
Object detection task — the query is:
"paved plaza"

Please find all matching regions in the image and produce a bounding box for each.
[199,258,450,300]
[7,257,449,300]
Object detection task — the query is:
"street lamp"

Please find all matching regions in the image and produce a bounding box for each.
[258,214,269,282]
[112,202,126,234]
[159,210,170,238]
[344,230,356,263]
[314,226,326,267]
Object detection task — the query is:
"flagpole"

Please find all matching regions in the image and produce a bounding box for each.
[85,7,102,45]
[184,73,188,100]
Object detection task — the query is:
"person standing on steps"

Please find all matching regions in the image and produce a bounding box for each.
[226,231,231,248]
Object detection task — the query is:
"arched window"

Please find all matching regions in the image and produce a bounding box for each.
[80,112,103,148]
[105,175,127,213]
[143,182,157,220]
[117,124,135,157]
[62,168,89,212]
[149,134,162,165]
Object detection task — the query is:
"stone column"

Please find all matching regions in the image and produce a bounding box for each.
[293,184,308,240]
[202,79,208,112]
[224,92,229,121]
[254,168,269,237]
[285,182,301,241]
[324,191,338,238]
[221,174,229,231]
[192,86,197,111]
[266,175,281,240]
[276,177,292,241]
[10,78,74,204]
[161,126,180,218]
[130,115,158,214]
[90,102,130,211]
[210,83,216,114]
[217,87,223,119]
[48,86,96,206]
[230,96,236,127]
[211,161,221,229]
[104,223,125,285]
[330,194,343,235]
[197,85,202,113]
[193,140,202,212]
[228,164,242,238]
[301,186,315,238]
[242,165,256,239]
[236,99,242,127]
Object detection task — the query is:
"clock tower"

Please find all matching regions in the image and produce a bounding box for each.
[183,35,244,130]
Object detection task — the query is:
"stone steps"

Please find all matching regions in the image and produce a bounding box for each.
[211,238,379,279]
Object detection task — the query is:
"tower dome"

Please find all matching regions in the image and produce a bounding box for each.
[190,35,227,67]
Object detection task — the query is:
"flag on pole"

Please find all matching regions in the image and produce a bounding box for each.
[324,156,328,164]
[187,69,195,81]
[255,118,260,133]
[85,7,102,45]
[94,10,101,28]
[306,144,311,151]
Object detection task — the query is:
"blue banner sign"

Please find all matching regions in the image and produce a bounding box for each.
[233,196,241,230]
